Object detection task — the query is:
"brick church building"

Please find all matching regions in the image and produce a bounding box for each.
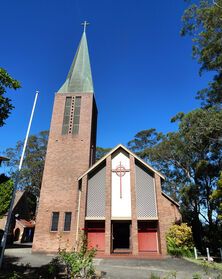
[32,25,181,256]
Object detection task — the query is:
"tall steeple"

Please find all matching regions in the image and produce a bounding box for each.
[59,28,94,93]
[33,23,98,253]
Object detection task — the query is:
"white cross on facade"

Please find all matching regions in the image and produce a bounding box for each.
[112,161,130,199]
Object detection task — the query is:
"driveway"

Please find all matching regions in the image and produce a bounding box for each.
[3,247,220,278]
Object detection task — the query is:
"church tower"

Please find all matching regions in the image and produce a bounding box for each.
[32,24,97,252]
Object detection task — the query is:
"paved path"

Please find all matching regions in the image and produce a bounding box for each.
[4,247,221,278]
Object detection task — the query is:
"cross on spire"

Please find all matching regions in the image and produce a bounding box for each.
[81,21,90,33]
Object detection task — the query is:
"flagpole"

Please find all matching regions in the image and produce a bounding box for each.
[0,90,39,269]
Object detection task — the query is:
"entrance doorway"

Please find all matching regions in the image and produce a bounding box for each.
[112,221,131,252]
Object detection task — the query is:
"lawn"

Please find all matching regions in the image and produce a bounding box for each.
[184,257,222,273]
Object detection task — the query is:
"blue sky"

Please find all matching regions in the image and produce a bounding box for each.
[0,0,210,153]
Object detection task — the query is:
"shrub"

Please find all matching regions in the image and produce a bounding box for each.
[8,272,22,279]
[59,233,96,278]
[166,223,194,257]
[149,273,160,279]
[47,257,61,278]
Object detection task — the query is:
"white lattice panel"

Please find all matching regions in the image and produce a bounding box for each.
[86,166,106,218]
[135,164,157,218]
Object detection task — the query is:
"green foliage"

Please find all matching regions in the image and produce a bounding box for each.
[211,172,222,219]
[96,146,111,161]
[149,273,160,279]
[163,271,177,279]
[128,128,163,158]
[46,257,61,278]
[8,271,22,279]
[0,179,13,217]
[0,68,21,127]
[128,108,222,250]
[181,0,222,108]
[166,223,194,257]
[201,260,210,275]
[192,273,202,279]
[4,130,49,197]
[58,233,96,279]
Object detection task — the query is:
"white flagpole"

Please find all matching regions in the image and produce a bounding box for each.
[0,90,39,269]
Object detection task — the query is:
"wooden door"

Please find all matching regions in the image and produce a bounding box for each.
[87,229,105,251]
[138,230,158,252]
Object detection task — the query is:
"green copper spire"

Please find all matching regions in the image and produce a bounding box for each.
[58,27,94,93]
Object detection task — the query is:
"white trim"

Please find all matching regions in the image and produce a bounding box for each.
[85,217,105,220]
[78,144,165,180]
[156,231,159,254]
[111,217,131,220]
[75,189,82,242]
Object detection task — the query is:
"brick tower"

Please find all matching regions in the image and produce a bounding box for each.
[32,25,97,252]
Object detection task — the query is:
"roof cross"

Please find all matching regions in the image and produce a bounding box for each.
[81,21,90,32]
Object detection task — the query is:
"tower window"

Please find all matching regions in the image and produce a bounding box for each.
[62,97,72,134]
[64,212,72,231]
[51,212,59,231]
[72,97,81,134]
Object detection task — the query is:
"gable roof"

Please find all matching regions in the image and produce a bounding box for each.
[0,156,9,165]
[78,144,165,180]
[16,219,35,228]
[13,190,25,210]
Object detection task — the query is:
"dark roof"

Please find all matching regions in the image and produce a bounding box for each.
[16,219,35,228]
[0,156,9,164]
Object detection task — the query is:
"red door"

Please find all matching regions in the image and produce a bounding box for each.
[138,230,158,252]
[87,229,105,251]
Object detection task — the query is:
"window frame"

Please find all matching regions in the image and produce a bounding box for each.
[63,212,72,232]
[50,212,60,232]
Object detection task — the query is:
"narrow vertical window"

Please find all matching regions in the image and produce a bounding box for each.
[64,212,72,231]
[62,97,72,135]
[72,97,81,134]
[51,212,59,231]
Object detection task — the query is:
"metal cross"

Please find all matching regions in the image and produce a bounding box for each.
[112,161,130,199]
[81,21,90,32]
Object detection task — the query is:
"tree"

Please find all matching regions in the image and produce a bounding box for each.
[128,108,222,250]
[0,179,13,218]
[96,147,111,161]
[0,68,21,126]
[181,0,222,108]
[211,172,222,219]
[4,131,49,198]
[128,129,163,157]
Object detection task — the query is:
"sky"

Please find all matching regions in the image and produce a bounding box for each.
[0,0,210,154]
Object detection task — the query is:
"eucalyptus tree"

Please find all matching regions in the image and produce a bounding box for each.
[128,108,222,250]
[181,0,222,108]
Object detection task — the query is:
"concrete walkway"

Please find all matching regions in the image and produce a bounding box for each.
[3,247,221,278]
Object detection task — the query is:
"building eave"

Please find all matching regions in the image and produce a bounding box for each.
[78,144,165,181]
[161,192,180,207]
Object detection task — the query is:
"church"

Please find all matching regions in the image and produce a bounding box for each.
[32,24,181,256]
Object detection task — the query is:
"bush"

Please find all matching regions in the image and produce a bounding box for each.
[166,223,194,257]
[59,233,96,278]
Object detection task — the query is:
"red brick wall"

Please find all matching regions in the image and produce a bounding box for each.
[130,155,138,255]
[32,92,97,253]
[105,156,111,254]
[155,173,181,256]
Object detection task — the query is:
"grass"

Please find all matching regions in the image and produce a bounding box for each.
[183,257,222,272]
